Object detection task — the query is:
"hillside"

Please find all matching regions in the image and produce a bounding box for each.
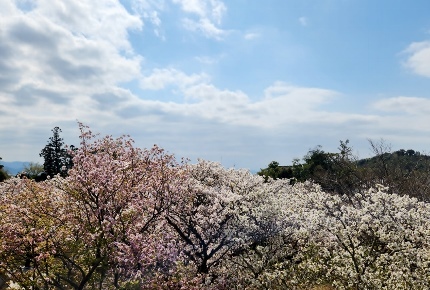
[356,149,430,171]
[0,161,30,175]
[258,145,430,201]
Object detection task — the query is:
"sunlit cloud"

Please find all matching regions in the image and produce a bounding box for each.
[403,41,430,78]
[140,68,209,90]
[172,0,228,39]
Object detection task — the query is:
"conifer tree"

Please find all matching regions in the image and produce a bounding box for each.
[0,156,7,182]
[39,127,73,177]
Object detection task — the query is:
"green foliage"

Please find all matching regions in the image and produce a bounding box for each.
[259,139,430,201]
[22,162,45,179]
[259,140,363,193]
[357,139,430,201]
[257,161,294,181]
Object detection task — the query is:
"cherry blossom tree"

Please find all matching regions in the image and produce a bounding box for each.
[165,160,262,277]
[64,124,185,287]
[0,124,186,289]
[295,184,430,289]
[3,125,430,289]
[165,160,314,288]
[0,177,71,289]
[216,181,324,289]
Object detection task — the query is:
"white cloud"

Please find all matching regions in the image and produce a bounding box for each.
[37,0,142,52]
[140,68,208,90]
[172,0,206,17]
[133,80,360,129]
[372,96,430,115]
[182,17,226,39]
[364,96,430,146]
[1,0,143,89]
[0,0,144,153]
[172,0,226,23]
[131,0,165,38]
[128,0,229,39]
[172,0,228,39]
[403,41,430,78]
[3,0,430,170]
[0,0,17,14]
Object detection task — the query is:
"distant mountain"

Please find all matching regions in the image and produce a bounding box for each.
[1,161,30,175]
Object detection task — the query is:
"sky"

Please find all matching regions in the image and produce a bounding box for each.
[1,0,430,171]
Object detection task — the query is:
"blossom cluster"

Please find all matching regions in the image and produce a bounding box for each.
[1,125,430,289]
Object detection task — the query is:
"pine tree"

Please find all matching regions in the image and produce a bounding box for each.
[40,127,73,177]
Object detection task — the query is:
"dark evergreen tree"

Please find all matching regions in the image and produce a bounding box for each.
[257,161,294,181]
[65,144,77,172]
[39,127,74,177]
[0,156,8,182]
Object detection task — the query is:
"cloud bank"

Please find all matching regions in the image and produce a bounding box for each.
[2,0,430,170]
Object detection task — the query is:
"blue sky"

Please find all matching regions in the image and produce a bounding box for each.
[1,0,430,171]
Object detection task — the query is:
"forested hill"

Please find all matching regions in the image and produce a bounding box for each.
[356,148,430,170]
[258,141,430,201]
